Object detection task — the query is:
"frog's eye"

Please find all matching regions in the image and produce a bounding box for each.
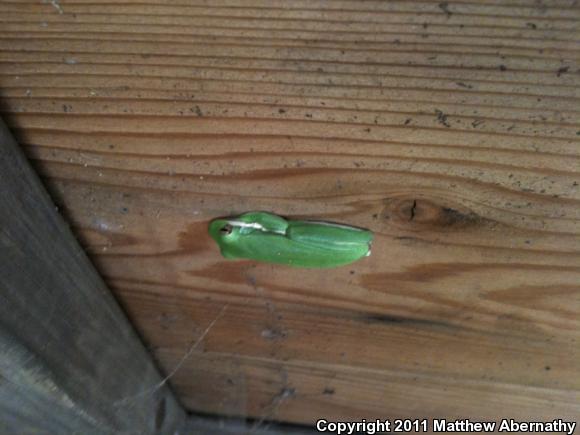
[220,224,233,235]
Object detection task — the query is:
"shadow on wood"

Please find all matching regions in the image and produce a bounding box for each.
[0,117,185,434]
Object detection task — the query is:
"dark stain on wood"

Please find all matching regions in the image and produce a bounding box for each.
[383,197,486,231]
[361,313,457,331]
[178,222,213,253]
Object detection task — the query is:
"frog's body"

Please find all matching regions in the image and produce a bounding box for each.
[208,212,373,269]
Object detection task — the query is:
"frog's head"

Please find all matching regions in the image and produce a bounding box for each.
[208,218,243,246]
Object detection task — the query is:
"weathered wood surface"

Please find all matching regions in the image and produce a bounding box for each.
[0,116,185,434]
[1,0,579,427]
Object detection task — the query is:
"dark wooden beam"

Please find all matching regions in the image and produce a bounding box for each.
[185,414,319,434]
[0,117,186,434]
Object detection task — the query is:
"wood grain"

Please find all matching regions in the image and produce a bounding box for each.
[1,0,579,427]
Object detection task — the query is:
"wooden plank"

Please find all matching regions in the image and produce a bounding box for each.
[119,289,580,423]
[0,117,185,434]
[1,0,579,427]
